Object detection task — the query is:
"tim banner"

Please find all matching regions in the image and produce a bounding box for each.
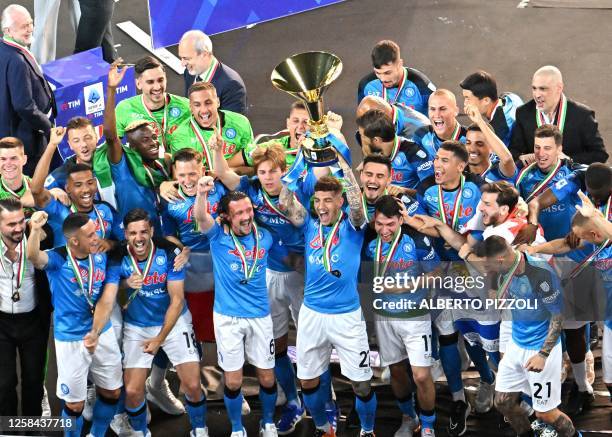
[148,0,345,49]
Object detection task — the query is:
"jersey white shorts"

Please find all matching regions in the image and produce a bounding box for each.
[374,314,432,367]
[603,324,612,384]
[110,302,123,343]
[296,305,373,382]
[266,269,303,339]
[433,308,456,336]
[123,311,199,369]
[499,320,512,354]
[55,328,123,403]
[213,311,275,371]
[496,340,562,412]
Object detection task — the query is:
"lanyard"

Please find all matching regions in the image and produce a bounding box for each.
[536,94,568,133]
[382,67,407,104]
[516,159,563,203]
[496,251,521,299]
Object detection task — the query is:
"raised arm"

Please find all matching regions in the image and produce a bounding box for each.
[31,127,65,208]
[26,211,49,269]
[279,184,307,227]
[465,103,516,178]
[194,176,216,233]
[337,156,366,228]
[512,190,558,245]
[104,59,128,164]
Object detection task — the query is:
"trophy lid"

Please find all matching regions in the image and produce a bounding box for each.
[271,51,343,104]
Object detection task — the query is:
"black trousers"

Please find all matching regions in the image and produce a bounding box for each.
[74,0,117,63]
[0,308,50,416]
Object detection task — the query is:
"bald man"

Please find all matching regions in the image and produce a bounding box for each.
[417,89,467,155]
[356,95,429,145]
[178,30,247,114]
[510,66,607,165]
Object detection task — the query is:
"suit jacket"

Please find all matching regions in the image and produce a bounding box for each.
[510,98,608,164]
[184,61,247,115]
[0,40,55,173]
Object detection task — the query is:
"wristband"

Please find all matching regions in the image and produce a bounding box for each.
[538,350,549,358]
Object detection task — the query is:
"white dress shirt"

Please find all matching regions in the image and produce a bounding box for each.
[0,238,36,314]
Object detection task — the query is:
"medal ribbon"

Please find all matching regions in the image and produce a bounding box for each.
[479,161,494,178]
[0,236,27,294]
[437,174,465,231]
[487,98,502,121]
[70,204,106,239]
[318,211,343,275]
[141,94,169,151]
[567,239,610,280]
[126,241,155,306]
[189,117,216,170]
[496,251,521,299]
[230,221,260,282]
[66,246,95,311]
[199,56,220,83]
[536,93,567,133]
[382,67,407,105]
[361,188,388,221]
[1,176,29,199]
[261,189,294,222]
[516,159,563,202]
[374,228,402,277]
[389,136,401,161]
[450,122,462,141]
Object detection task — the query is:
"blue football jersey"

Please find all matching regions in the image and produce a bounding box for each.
[489,92,523,147]
[161,182,226,252]
[107,238,186,327]
[418,125,467,156]
[365,226,439,318]
[478,161,518,183]
[44,248,110,341]
[516,160,585,242]
[393,103,431,143]
[388,137,435,189]
[363,67,436,115]
[417,174,483,260]
[42,198,122,247]
[110,155,161,234]
[237,176,304,272]
[508,254,563,350]
[204,222,273,318]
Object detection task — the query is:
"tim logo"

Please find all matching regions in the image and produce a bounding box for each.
[61,99,81,110]
[228,247,266,260]
[115,85,128,94]
[309,233,339,250]
[143,271,167,286]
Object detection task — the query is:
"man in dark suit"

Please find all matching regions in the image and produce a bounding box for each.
[0,4,55,176]
[510,65,608,165]
[178,30,247,115]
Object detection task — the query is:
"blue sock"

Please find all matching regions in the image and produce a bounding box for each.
[585,324,591,352]
[319,367,334,409]
[61,403,83,437]
[439,341,464,394]
[259,383,278,425]
[185,392,207,430]
[275,352,300,407]
[302,383,329,428]
[488,351,501,368]
[464,341,494,384]
[223,386,243,432]
[396,394,416,418]
[431,334,440,360]
[125,400,147,434]
[355,391,377,432]
[115,388,126,415]
[419,411,436,430]
[90,394,119,437]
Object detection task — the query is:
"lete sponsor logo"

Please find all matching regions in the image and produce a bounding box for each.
[84,82,105,115]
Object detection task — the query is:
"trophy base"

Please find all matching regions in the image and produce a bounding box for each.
[302,144,338,167]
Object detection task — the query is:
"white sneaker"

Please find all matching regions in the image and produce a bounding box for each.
[394,415,419,437]
[275,384,287,407]
[110,413,136,437]
[431,359,445,382]
[586,350,595,385]
[145,376,185,415]
[259,422,278,437]
[82,385,96,421]
[41,386,51,417]
[132,430,151,437]
[242,397,251,415]
[190,427,209,437]
[230,428,247,437]
[380,366,391,383]
[474,377,495,413]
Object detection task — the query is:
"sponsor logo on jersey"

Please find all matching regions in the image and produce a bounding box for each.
[228,247,266,260]
[391,169,404,182]
[84,82,105,115]
[142,271,167,286]
[61,383,70,395]
[309,233,339,250]
[222,143,237,155]
[417,161,432,171]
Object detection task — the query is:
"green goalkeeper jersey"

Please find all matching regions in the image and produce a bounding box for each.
[115,93,190,142]
[242,135,298,167]
[167,110,254,170]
